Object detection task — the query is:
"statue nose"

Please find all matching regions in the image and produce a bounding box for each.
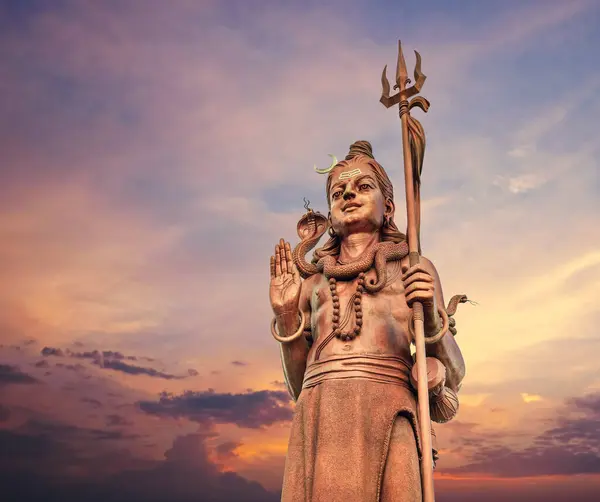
[343,188,356,200]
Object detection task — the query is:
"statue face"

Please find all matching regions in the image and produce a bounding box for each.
[328,160,388,237]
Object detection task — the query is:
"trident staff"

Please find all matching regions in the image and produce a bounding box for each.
[381,40,438,502]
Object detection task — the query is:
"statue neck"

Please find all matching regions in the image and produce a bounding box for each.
[338,231,381,264]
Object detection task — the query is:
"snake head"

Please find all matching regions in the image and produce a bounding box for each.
[296,209,328,241]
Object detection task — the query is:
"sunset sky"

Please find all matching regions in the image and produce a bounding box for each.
[1,0,599,500]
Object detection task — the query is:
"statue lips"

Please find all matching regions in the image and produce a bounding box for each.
[342,202,362,212]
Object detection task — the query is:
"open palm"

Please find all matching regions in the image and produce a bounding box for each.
[270,239,302,315]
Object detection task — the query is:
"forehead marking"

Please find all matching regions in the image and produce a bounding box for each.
[338,168,362,180]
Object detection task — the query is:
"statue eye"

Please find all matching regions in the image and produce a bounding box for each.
[359,184,371,190]
[332,190,342,199]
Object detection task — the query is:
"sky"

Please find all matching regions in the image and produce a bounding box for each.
[0,0,599,500]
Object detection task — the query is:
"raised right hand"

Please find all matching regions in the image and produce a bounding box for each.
[270,239,302,316]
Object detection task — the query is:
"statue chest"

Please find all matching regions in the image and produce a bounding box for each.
[309,266,412,357]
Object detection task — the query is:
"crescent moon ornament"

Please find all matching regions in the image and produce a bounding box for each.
[314,154,338,174]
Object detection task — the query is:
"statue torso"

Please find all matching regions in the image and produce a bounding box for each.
[306,257,413,366]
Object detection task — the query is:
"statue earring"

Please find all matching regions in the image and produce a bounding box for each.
[327,213,337,237]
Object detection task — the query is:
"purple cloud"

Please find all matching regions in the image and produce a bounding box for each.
[138,389,293,428]
[40,346,183,380]
[441,392,600,478]
[0,364,39,386]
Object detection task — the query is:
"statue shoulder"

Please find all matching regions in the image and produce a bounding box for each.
[419,255,437,270]
[419,255,442,282]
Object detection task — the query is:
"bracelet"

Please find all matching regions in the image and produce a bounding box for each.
[271,310,306,343]
[407,305,449,345]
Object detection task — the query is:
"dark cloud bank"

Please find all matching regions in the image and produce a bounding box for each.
[0,427,279,502]
[2,359,599,500]
[0,363,39,385]
[440,393,600,479]
[0,367,290,501]
[138,389,293,428]
[40,346,187,380]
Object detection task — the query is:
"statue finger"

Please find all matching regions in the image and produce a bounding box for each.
[275,246,282,276]
[401,264,428,281]
[406,290,434,304]
[270,255,276,279]
[405,288,434,303]
[403,272,433,287]
[280,245,288,275]
[404,282,433,296]
[286,243,301,280]
[285,242,295,269]
[278,239,288,274]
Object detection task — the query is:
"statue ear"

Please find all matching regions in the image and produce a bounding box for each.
[385,199,395,220]
[327,212,336,237]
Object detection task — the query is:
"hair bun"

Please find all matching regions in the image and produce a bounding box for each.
[345,140,374,160]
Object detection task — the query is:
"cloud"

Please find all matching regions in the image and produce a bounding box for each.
[24,419,142,442]
[0,425,278,502]
[105,433,279,502]
[520,393,543,403]
[441,392,600,478]
[0,404,10,422]
[538,393,600,447]
[101,359,182,380]
[506,173,549,194]
[0,417,146,488]
[138,389,293,428]
[105,414,133,427]
[40,346,185,380]
[0,364,39,386]
[214,440,242,462]
[571,393,600,414]
[81,397,103,408]
[56,362,85,372]
[435,474,600,502]
[41,347,65,357]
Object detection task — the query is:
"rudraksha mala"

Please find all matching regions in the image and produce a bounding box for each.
[329,272,365,341]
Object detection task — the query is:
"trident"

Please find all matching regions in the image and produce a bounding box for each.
[381,41,436,501]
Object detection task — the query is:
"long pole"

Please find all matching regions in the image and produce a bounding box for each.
[381,40,435,501]
[400,103,435,502]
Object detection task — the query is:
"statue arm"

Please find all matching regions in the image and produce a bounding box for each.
[420,256,466,392]
[278,278,312,401]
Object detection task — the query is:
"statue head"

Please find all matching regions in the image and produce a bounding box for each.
[313,141,406,262]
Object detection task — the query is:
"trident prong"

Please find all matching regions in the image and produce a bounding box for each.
[380,40,427,109]
[395,40,409,90]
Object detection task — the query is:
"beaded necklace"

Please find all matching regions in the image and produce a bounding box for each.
[328,272,366,342]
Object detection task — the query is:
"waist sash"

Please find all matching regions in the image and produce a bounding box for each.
[302,353,412,390]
